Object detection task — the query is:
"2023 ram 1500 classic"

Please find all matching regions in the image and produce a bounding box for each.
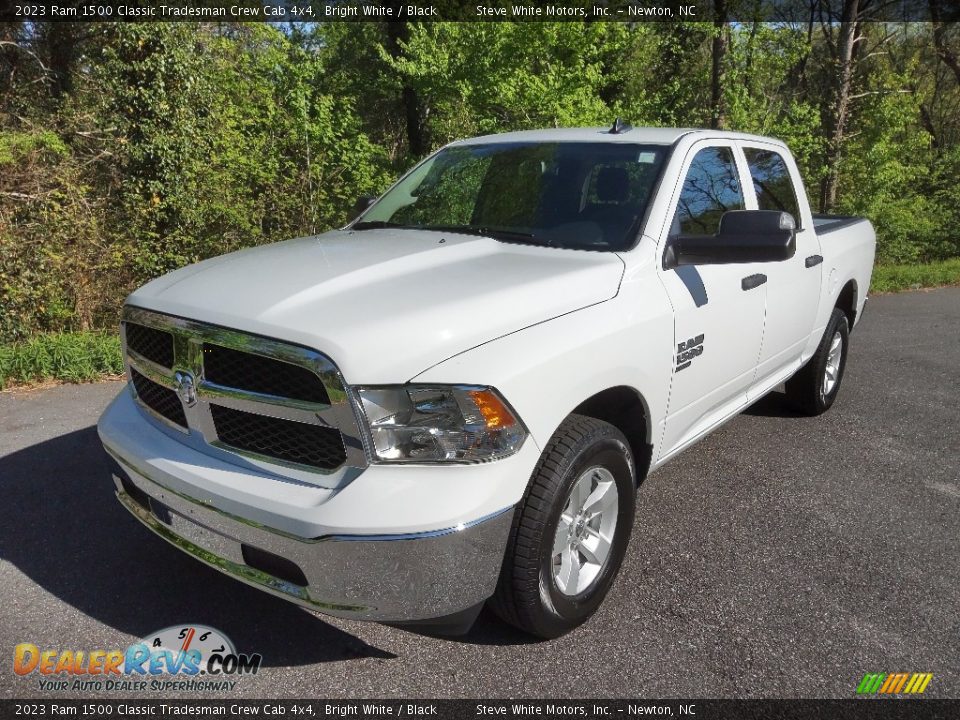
[98,125,876,638]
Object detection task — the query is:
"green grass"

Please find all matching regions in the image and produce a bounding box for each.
[871,258,960,294]
[0,331,123,390]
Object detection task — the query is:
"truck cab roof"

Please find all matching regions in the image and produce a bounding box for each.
[449,126,785,148]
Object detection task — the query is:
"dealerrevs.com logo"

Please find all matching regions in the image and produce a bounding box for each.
[14,625,261,692]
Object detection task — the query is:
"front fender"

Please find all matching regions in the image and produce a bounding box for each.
[410,289,674,477]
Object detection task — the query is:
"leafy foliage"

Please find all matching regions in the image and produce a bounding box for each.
[1,20,958,345]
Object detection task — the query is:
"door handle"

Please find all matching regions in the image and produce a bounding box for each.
[741,273,767,291]
[805,254,823,268]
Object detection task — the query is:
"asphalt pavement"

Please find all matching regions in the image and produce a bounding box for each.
[1,287,958,699]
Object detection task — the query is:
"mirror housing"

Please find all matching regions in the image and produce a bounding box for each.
[664,210,797,269]
[350,195,377,222]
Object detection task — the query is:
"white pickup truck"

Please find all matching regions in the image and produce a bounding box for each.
[99,125,875,638]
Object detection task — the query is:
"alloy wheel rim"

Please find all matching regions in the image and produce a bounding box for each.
[552,466,619,596]
[822,331,843,399]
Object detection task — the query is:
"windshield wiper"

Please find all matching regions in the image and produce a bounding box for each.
[352,220,417,231]
[354,221,551,245]
[418,224,541,241]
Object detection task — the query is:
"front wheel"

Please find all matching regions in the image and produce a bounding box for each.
[489,415,636,639]
[785,307,850,415]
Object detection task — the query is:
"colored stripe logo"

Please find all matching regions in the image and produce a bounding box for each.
[857,673,933,694]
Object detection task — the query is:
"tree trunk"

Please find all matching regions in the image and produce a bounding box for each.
[384,19,429,158]
[710,0,728,129]
[38,24,80,98]
[793,0,817,93]
[929,0,960,86]
[820,0,860,213]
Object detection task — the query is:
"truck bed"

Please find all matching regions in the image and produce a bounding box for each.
[813,214,870,236]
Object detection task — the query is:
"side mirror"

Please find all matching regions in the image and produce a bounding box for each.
[664,210,797,269]
[350,195,377,222]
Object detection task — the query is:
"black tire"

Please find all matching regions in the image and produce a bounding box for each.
[785,308,850,416]
[489,414,636,639]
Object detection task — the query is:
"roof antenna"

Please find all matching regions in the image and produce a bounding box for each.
[609,117,633,134]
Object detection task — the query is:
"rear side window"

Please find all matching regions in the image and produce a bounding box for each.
[743,148,801,222]
[672,147,744,236]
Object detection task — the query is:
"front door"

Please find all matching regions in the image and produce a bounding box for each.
[657,143,768,460]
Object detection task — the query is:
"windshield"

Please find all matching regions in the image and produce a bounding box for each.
[355,141,668,251]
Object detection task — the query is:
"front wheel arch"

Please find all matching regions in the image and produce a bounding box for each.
[570,386,653,484]
[489,414,637,638]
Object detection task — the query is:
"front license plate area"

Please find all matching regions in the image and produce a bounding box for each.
[149,498,173,525]
[161,504,238,561]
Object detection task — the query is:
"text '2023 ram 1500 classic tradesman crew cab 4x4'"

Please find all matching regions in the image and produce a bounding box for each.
[99,124,875,638]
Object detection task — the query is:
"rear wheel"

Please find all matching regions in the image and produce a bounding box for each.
[490,415,636,639]
[785,308,850,415]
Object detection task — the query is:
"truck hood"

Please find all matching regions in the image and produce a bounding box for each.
[128,229,624,382]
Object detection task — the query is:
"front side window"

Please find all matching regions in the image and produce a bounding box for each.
[743,148,801,222]
[356,142,668,251]
[671,146,744,236]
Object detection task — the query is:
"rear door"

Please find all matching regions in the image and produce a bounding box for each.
[656,142,768,460]
[739,142,822,394]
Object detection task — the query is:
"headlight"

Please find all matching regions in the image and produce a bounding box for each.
[355,385,527,463]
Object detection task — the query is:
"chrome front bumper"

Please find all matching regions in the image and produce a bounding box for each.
[108,453,514,623]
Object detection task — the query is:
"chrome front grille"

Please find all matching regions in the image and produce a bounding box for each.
[126,322,175,369]
[202,343,330,404]
[121,306,366,480]
[211,404,346,470]
[129,367,187,429]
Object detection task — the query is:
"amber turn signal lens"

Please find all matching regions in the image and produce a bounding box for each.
[468,389,516,430]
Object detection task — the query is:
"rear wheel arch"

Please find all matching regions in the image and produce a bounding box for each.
[785,307,850,415]
[836,279,858,328]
